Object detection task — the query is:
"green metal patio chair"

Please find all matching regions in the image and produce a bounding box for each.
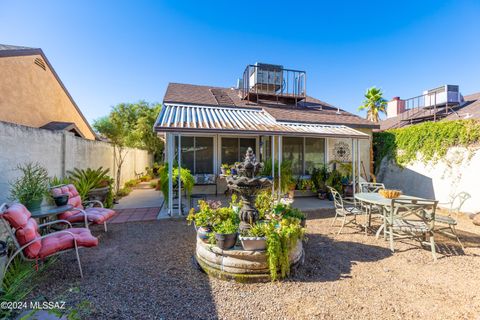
[327,186,367,235]
[359,182,385,193]
[427,192,470,250]
[385,198,439,261]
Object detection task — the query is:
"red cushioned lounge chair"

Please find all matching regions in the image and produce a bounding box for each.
[0,203,98,278]
[51,184,116,232]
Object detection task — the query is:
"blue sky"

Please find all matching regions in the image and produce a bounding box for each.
[1,0,479,123]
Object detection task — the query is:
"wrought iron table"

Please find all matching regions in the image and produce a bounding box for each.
[354,192,425,237]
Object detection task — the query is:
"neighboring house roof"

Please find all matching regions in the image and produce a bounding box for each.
[39,121,83,137]
[0,44,97,139]
[164,83,379,129]
[379,91,480,131]
[444,92,480,121]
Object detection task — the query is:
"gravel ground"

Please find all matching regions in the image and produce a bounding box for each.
[28,212,480,320]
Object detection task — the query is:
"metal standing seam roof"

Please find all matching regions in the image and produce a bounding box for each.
[154,104,369,139]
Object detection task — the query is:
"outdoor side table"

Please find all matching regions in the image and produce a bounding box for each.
[31,204,74,232]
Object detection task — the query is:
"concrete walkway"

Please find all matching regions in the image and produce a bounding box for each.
[114,187,164,209]
[112,181,333,221]
[111,182,164,223]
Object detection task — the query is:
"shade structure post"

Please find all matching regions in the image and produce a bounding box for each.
[167,133,174,216]
[357,138,361,187]
[271,135,275,196]
[352,138,356,195]
[178,134,182,216]
[278,135,282,199]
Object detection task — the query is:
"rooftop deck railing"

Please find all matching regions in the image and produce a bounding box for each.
[399,88,460,122]
[240,65,306,104]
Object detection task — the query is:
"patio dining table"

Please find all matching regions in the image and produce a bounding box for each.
[354,192,426,237]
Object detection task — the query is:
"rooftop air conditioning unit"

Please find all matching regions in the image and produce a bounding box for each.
[248,63,283,94]
[422,85,463,108]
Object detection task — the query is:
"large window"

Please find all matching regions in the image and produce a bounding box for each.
[176,136,214,174]
[221,137,256,165]
[282,137,325,175]
[282,137,304,175]
[305,138,325,174]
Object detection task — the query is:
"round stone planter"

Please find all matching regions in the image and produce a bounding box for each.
[195,237,304,283]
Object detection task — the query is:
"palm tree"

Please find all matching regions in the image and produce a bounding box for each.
[358,87,387,123]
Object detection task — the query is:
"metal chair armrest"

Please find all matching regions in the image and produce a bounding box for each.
[38,219,73,229]
[3,230,78,279]
[73,207,90,229]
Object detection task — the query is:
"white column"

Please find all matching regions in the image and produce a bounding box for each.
[357,139,361,185]
[351,138,356,195]
[271,135,275,196]
[167,133,174,215]
[178,134,182,216]
[278,135,282,199]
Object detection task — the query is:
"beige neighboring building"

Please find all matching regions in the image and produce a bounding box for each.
[0,44,96,140]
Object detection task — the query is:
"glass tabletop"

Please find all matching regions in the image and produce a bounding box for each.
[30,204,74,218]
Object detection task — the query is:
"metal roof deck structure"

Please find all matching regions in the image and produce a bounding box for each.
[154,103,369,139]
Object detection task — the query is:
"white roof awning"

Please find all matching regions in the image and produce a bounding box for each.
[154,104,369,139]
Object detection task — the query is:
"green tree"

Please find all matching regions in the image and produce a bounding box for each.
[358,87,387,123]
[93,101,163,193]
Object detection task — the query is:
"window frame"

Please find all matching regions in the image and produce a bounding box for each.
[282,136,327,176]
[220,136,258,166]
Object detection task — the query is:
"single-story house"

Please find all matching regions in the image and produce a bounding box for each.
[154,63,379,214]
[0,44,96,140]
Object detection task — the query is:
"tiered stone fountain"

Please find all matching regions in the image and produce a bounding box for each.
[194,148,304,282]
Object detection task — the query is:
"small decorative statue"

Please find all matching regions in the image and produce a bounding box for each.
[226,148,272,231]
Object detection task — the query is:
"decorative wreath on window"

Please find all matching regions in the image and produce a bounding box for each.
[333,141,351,162]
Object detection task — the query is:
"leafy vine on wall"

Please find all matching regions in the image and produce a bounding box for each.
[373,120,480,171]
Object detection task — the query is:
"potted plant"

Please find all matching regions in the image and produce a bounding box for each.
[326,169,343,200]
[239,222,267,251]
[9,163,49,211]
[272,203,306,227]
[220,163,231,176]
[67,167,113,204]
[187,201,214,242]
[213,219,238,250]
[230,193,241,214]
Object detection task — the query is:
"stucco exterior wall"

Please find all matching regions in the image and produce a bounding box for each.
[0,121,153,204]
[0,54,95,140]
[376,147,480,214]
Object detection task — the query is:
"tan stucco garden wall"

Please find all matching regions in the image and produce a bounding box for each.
[376,147,480,214]
[0,54,95,140]
[0,121,153,204]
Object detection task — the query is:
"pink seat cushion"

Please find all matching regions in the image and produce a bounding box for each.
[15,219,42,258]
[2,203,31,229]
[63,207,116,224]
[38,228,98,258]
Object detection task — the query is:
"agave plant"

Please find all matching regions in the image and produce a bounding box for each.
[67,167,111,200]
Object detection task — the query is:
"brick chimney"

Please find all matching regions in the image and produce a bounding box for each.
[387,97,405,118]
